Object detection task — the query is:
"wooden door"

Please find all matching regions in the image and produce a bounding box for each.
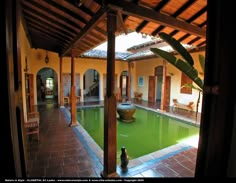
[165,76,171,108]
[148,76,155,103]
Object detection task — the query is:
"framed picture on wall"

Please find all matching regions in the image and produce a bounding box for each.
[138,76,144,86]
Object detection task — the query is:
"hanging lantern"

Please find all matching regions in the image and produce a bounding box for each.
[45,51,49,64]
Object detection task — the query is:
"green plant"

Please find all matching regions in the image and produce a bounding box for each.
[150,32,205,120]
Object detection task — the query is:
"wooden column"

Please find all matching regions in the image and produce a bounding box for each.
[1,0,25,176]
[160,60,167,111]
[101,10,118,178]
[59,57,64,107]
[70,51,77,126]
[127,62,132,101]
[195,0,235,176]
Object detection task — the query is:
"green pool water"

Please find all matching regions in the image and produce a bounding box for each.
[77,107,199,160]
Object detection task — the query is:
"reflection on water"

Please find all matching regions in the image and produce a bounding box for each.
[77,107,199,160]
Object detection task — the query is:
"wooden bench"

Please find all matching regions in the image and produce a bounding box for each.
[64,96,80,104]
[64,89,81,104]
[172,99,194,112]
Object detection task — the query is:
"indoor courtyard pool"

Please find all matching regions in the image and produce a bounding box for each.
[76,106,199,160]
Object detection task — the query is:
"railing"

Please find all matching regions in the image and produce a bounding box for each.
[88,81,99,96]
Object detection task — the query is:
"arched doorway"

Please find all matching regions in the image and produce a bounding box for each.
[36,67,58,105]
[83,69,100,102]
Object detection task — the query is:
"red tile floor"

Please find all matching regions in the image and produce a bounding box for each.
[26,99,200,178]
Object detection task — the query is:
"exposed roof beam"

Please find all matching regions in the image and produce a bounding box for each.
[36,0,86,27]
[152,0,196,35]
[21,1,81,33]
[50,0,90,23]
[188,37,201,45]
[61,7,107,56]
[29,27,68,46]
[136,0,170,32]
[177,16,207,43]
[30,30,66,50]
[22,9,77,36]
[169,6,207,38]
[26,18,73,41]
[20,6,33,47]
[117,10,128,34]
[197,41,206,47]
[94,26,106,36]
[108,0,206,38]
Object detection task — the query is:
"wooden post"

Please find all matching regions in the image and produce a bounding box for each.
[195,0,235,176]
[160,60,167,111]
[101,10,119,178]
[59,57,64,107]
[70,51,77,126]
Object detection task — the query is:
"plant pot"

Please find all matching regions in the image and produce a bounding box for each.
[117,103,136,122]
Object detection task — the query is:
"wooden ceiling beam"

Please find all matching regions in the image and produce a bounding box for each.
[107,0,206,38]
[136,0,170,33]
[90,29,106,40]
[80,39,95,48]
[151,0,196,36]
[20,4,33,47]
[187,37,201,45]
[23,9,77,37]
[21,0,81,33]
[94,26,107,36]
[25,17,74,41]
[30,32,63,49]
[62,7,107,56]
[28,24,70,45]
[51,0,92,22]
[32,39,59,50]
[86,32,104,43]
[168,6,207,39]
[36,0,86,27]
[197,40,206,47]
[176,16,207,44]
[117,10,128,34]
[29,27,68,47]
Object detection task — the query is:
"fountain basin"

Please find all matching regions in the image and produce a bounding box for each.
[117,103,136,122]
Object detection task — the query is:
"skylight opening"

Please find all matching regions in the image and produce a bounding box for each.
[93,31,154,53]
[82,31,195,60]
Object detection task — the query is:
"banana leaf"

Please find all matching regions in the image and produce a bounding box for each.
[198,54,205,72]
[150,48,203,89]
[159,32,194,66]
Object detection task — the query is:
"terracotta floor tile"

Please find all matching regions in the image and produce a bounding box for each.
[154,165,179,177]
[27,102,199,178]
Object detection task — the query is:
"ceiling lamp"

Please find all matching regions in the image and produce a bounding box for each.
[45,51,49,64]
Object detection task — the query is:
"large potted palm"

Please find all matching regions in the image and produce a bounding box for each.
[150,32,205,121]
